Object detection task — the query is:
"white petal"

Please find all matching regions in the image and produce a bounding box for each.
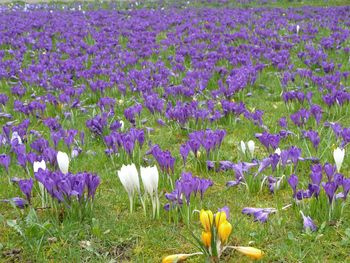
[333,147,345,172]
[240,141,246,154]
[57,151,69,174]
[140,166,153,195]
[129,163,140,191]
[33,159,46,173]
[247,140,255,156]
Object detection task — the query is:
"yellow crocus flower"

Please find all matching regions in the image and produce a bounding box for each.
[201,231,212,248]
[215,211,227,229]
[162,254,189,263]
[218,220,232,244]
[162,253,203,263]
[200,209,213,232]
[234,246,264,260]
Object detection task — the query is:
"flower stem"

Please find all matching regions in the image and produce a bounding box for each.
[129,196,133,214]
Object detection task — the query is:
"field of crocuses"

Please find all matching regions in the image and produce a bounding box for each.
[1,1,350,262]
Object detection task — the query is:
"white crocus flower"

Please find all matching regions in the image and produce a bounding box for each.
[247,140,255,157]
[117,164,141,213]
[140,166,159,218]
[296,25,300,35]
[333,147,345,172]
[57,151,69,174]
[240,141,246,155]
[33,160,46,173]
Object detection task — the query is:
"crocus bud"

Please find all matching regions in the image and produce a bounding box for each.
[201,231,211,248]
[333,147,345,172]
[296,24,300,34]
[234,246,264,260]
[218,220,232,244]
[215,211,227,229]
[57,151,69,174]
[240,141,246,154]
[247,140,255,157]
[200,209,213,232]
[162,254,192,263]
[300,211,317,232]
[140,165,159,196]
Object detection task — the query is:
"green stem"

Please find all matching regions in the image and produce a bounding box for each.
[129,195,133,214]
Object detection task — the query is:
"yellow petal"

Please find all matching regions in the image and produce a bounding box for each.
[200,209,213,231]
[201,231,212,248]
[234,246,264,260]
[215,211,227,229]
[162,254,189,263]
[218,221,232,244]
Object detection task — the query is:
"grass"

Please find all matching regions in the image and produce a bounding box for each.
[1,1,350,262]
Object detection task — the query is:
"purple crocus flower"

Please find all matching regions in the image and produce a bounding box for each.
[242,207,277,223]
[18,178,34,203]
[337,178,350,200]
[51,130,63,149]
[30,138,50,154]
[288,146,301,167]
[1,197,27,209]
[85,173,101,199]
[279,117,288,128]
[300,211,317,232]
[280,149,289,168]
[308,183,320,198]
[324,163,336,181]
[0,154,11,172]
[288,174,299,196]
[64,129,78,149]
[206,160,215,170]
[180,143,190,165]
[256,132,280,151]
[310,104,323,125]
[334,173,344,188]
[268,176,282,193]
[322,181,337,204]
[199,179,213,199]
[303,130,320,150]
[226,178,242,187]
[164,172,211,210]
[256,157,272,175]
[310,164,322,185]
[218,206,230,219]
[296,189,313,200]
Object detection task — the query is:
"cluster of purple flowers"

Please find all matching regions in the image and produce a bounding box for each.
[325,122,350,147]
[242,207,277,223]
[2,178,34,208]
[180,129,226,163]
[164,172,213,210]
[146,144,176,174]
[35,169,100,203]
[104,128,144,156]
[255,132,281,151]
[288,163,350,203]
